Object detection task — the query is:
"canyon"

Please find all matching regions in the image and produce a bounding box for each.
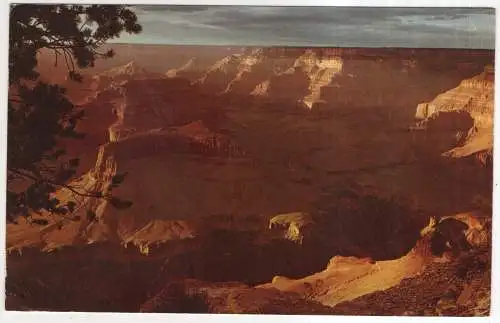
[6,45,494,315]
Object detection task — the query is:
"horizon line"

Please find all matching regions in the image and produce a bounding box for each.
[108,42,496,51]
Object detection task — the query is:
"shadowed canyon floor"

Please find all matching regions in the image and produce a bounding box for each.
[6,46,494,315]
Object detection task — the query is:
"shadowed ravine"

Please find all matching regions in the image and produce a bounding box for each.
[6,207,425,312]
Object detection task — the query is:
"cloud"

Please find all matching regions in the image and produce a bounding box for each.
[136,5,211,13]
[212,7,492,25]
[126,6,495,49]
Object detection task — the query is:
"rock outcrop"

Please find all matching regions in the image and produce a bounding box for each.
[268,212,313,244]
[221,49,266,94]
[290,50,343,108]
[413,65,494,163]
[132,210,490,314]
[415,65,494,125]
[166,58,196,78]
[249,49,343,108]
[258,211,490,308]
[193,54,244,93]
[332,231,491,316]
[192,48,343,109]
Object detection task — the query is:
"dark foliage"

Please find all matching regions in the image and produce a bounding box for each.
[7,4,142,222]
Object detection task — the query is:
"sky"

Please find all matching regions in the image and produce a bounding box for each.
[112,6,496,49]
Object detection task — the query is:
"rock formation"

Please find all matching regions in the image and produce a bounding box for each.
[248,49,343,108]
[166,58,196,78]
[193,54,244,93]
[268,212,313,244]
[192,48,343,109]
[413,65,494,164]
[257,211,490,308]
[289,49,343,108]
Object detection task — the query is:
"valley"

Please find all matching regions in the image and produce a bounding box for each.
[6,45,494,315]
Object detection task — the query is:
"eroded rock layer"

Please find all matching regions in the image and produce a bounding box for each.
[413,65,494,163]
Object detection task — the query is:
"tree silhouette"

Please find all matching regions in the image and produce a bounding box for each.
[7,4,142,222]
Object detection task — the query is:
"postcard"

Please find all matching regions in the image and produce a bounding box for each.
[4,2,495,318]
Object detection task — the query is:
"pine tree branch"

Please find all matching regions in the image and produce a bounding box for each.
[8,168,105,199]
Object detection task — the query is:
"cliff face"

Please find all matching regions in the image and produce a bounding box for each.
[290,50,343,108]
[412,65,494,165]
[190,48,285,95]
[247,49,343,108]
[185,48,343,109]
[415,65,494,126]
[221,49,266,94]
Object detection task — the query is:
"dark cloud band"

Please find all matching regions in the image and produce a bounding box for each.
[122,6,495,49]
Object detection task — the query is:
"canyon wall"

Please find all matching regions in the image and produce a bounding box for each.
[412,65,494,166]
[182,48,344,108]
[7,47,495,313]
[8,47,494,253]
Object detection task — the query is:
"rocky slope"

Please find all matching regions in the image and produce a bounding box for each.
[257,210,490,307]
[137,210,490,314]
[332,245,491,316]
